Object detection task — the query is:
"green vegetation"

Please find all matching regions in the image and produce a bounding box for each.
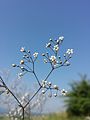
[0,116,9,120]
[0,113,86,120]
[66,75,90,116]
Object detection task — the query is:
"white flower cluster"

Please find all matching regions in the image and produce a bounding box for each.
[66,49,73,55]
[46,36,64,53]
[20,47,25,52]
[50,55,57,65]
[41,80,67,97]
[42,36,73,68]
[33,52,38,58]
[12,47,39,79]
[10,35,73,119]
[53,45,59,52]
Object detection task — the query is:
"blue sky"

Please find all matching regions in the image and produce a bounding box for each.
[0,0,90,113]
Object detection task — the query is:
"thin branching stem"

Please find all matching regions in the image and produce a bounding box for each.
[24,86,42,108]
[44,68,54,81]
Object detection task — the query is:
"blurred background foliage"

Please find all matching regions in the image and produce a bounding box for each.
[66,74,90,117]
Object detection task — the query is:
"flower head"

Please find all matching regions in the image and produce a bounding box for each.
[33,52,38,58]
[42,90,45,94]
[12,64,16,67]
[48,82,52,86]
[50,56,57,65]
[54,93,57,97]
[42,53,45,56]
[20,60,24,64]
[66,49,73,55]
[41,80,47,88]
[59,36,64,41]
[44,59,47,63]
[65,61,70,66]
[61,89,67,96]
[53,45,59,52]
[53,85,58,90]
[49,38,52,41]
[20,47,25,52]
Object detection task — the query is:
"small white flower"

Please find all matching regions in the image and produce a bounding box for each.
[50,56,57,64]
[53,85,58,90]
[20,47,25,52]
[59,60,62,64]
[57,39,60,43]
[46,43,51,48]
[70,49,73,54]
[21,66,24,69]
[42,53,45,56]
[66,49,73,55]
[48,82,52,86]
[20,66,25,71]
[65,61,70,66]
[42,90,45,94]
[61,89,67,96]
[20,60,24,64]
[33,52,38,58]
[64,54,66,57]
[53,45,59,52]
[12,64,16,67]
[41,80,47,87]
[59,36,64,41]
[44,59,47,63]
[18,73,23,77]
[49,38,52,41]
[54,93,57,97]
[50,56,56,61]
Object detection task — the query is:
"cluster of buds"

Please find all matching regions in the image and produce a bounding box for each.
[11,36,73,98]
[12,47,39,78]
[0,35,74,120]
[41,80,67,97]
[42,36,73,68]
[46,36,64,51]
[46,36,64,52]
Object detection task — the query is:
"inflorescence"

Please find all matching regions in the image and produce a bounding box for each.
[11,36,73,97]
[0,35,73,120]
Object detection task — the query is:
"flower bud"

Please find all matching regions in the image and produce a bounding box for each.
[12,64,16,67]
[48,82,52,86]
[54,93,57,97]
[42,90,45,94]
[20,47,25,52]
[53,85,58,90]
[42,53,45,56]
[20,60,24,64]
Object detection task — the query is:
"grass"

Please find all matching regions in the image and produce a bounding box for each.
[0,112,86,120]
